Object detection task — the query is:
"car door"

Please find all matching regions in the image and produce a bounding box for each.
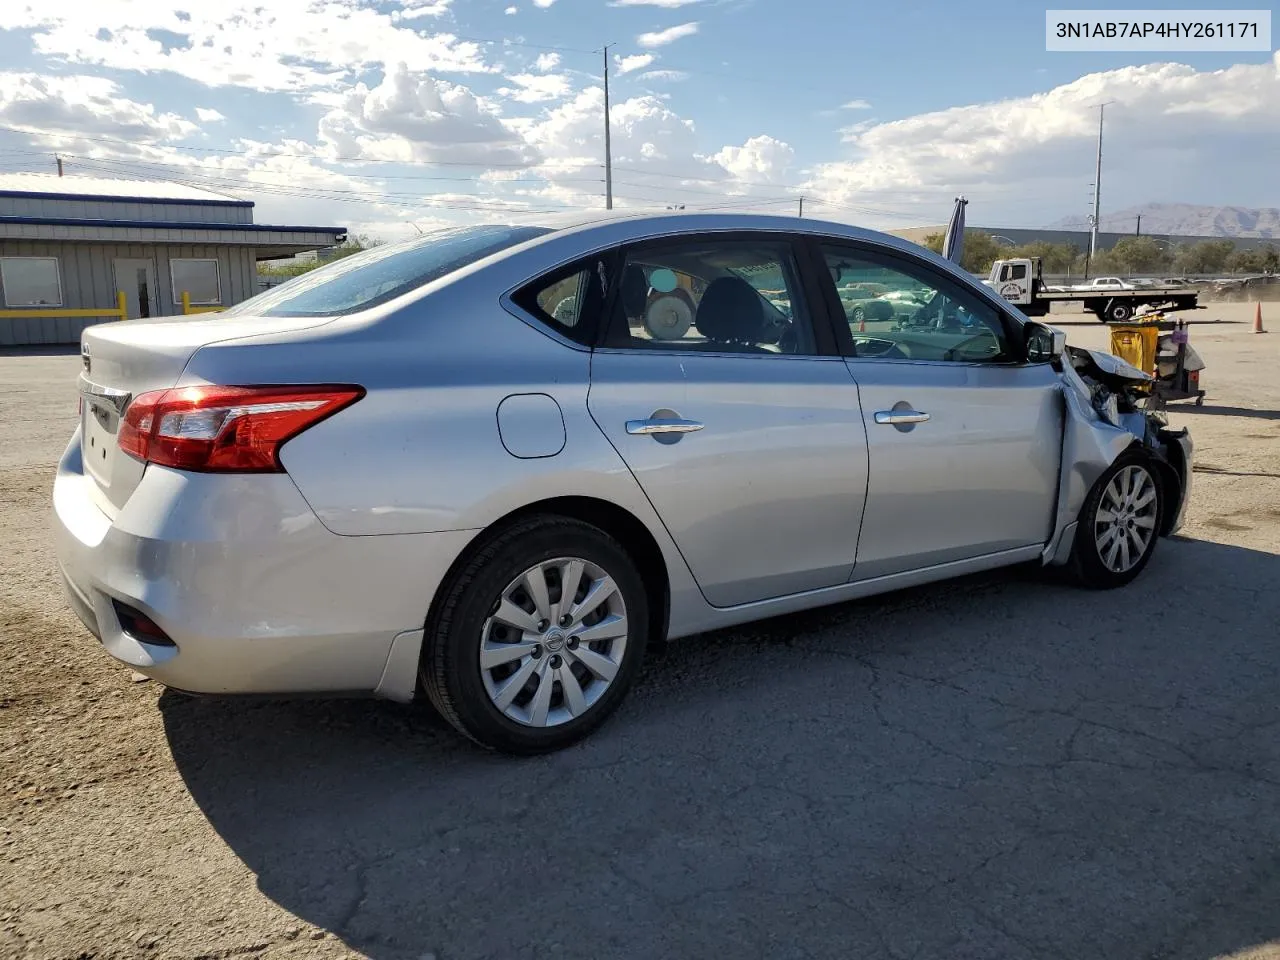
[586,233,869,608]
[812,239,1063,580]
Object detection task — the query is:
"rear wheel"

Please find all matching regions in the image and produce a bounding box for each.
[1068,451,1164,588]
[421,516,649,753]
[1106,301,1134,323]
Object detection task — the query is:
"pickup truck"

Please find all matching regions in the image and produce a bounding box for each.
[983,258,1198,322]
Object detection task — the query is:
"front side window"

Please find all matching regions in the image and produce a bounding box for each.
[606,240,815,355]
[170,259,221,305]
[821,244,1012,363]
[221,224,550,318]
[0,257,62,307]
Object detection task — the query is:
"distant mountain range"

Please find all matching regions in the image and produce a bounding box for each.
[1048,203,1280,239]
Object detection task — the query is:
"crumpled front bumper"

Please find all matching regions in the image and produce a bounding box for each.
[1041,348,1194,566]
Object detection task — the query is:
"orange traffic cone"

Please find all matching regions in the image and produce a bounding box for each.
[1254,302,1266,334]
[858,316,866,332]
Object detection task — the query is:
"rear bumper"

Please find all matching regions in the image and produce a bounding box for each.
[53,429,477,701]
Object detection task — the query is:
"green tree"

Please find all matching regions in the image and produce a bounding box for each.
[1225,244,1279,274]
[920,232,944,255]
[1173,239,1235,275]
[1010,240,1079,274]
[1074,248,1121,276]
[1109,236,1170,274]
[916,231,1005,274]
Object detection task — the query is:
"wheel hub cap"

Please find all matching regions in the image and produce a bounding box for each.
[1093,464,1158,574]
[478,556,629,728]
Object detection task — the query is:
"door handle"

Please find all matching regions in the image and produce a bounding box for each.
[874,410,930,425]
[626,417,704,436]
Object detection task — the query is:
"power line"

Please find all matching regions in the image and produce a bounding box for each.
[0,124,552,169]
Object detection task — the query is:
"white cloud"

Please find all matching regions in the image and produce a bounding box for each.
[195,107,226,123]
[318,62,538,166]
[840,99,871,110]
[637,22,699,48]
[0,72,196,142]
[639,70,688,82]
[522,87,699,178]
[804,54,1280,227]
[498,72,572,103]
[0,1,491,94]
[532,0,557,7]
[504,5,518,12]
[616,54,655,74]
[534,52,561,72]
[392,0,452,19]
[712,135,794,184]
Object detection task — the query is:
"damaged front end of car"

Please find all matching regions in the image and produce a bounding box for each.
[1041,341,1194,566]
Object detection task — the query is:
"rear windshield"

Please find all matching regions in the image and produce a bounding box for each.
[221,224,551,318]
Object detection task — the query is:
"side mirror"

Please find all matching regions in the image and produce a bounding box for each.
[1024,322,1066,364]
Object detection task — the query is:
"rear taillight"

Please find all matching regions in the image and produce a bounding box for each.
[118,384,363,472]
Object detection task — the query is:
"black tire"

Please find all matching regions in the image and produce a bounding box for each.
[421,515,649,754]
[1068,449,1164,589]
[851,306,865,323]
[1106,301,1133,323]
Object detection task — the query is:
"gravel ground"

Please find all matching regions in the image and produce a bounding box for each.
[2,303,1278,960]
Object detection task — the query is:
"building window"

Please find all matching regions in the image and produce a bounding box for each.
[0,257,63,307]
[170,259,221,305]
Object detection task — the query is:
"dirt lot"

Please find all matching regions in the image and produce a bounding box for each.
[3,303,1279,960]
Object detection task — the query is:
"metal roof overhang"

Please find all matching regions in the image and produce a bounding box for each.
[0,216,347,256]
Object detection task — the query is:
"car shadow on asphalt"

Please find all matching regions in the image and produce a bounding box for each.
[162,538,1280,960]
[1180,405,1280,421]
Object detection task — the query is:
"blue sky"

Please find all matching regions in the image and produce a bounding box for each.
[0,0,1276,239]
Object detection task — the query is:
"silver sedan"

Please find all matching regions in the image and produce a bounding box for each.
[54,213,1193,753]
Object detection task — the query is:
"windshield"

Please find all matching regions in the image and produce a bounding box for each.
[221,224,551,318]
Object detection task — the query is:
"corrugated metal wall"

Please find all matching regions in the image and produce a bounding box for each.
[0,196,251,224]
[0,242,258,346]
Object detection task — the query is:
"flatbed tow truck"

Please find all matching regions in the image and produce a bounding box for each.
[983,257,1200,323]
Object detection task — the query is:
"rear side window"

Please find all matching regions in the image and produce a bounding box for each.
[512,257,609,345]
[222,225,550,318]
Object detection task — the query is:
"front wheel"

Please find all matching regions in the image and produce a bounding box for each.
[421,516,649,753]
[1068,451,1164,588]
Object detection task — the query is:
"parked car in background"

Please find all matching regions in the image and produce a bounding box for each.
[1079,276,1135,290]
[55,212,1193,753]
[837,283,896,323]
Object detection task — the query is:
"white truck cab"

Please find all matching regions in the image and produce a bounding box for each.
[986,258,1038,306]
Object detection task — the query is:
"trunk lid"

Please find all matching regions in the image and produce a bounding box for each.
[78,314,336,514]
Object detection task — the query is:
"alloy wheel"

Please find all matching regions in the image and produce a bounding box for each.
[479,557,629,728]
[1093,464,1158,573]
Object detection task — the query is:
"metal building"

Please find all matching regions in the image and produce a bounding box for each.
[0,174,346,346]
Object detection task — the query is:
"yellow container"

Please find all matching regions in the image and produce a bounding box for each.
[1109,324,1159,376]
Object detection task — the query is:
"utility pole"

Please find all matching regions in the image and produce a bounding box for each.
[1088,101,1113,261]
[603,43,614,210]
[55,155,63,177]
[1135,214,1141,237]
[798,196,804,217]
